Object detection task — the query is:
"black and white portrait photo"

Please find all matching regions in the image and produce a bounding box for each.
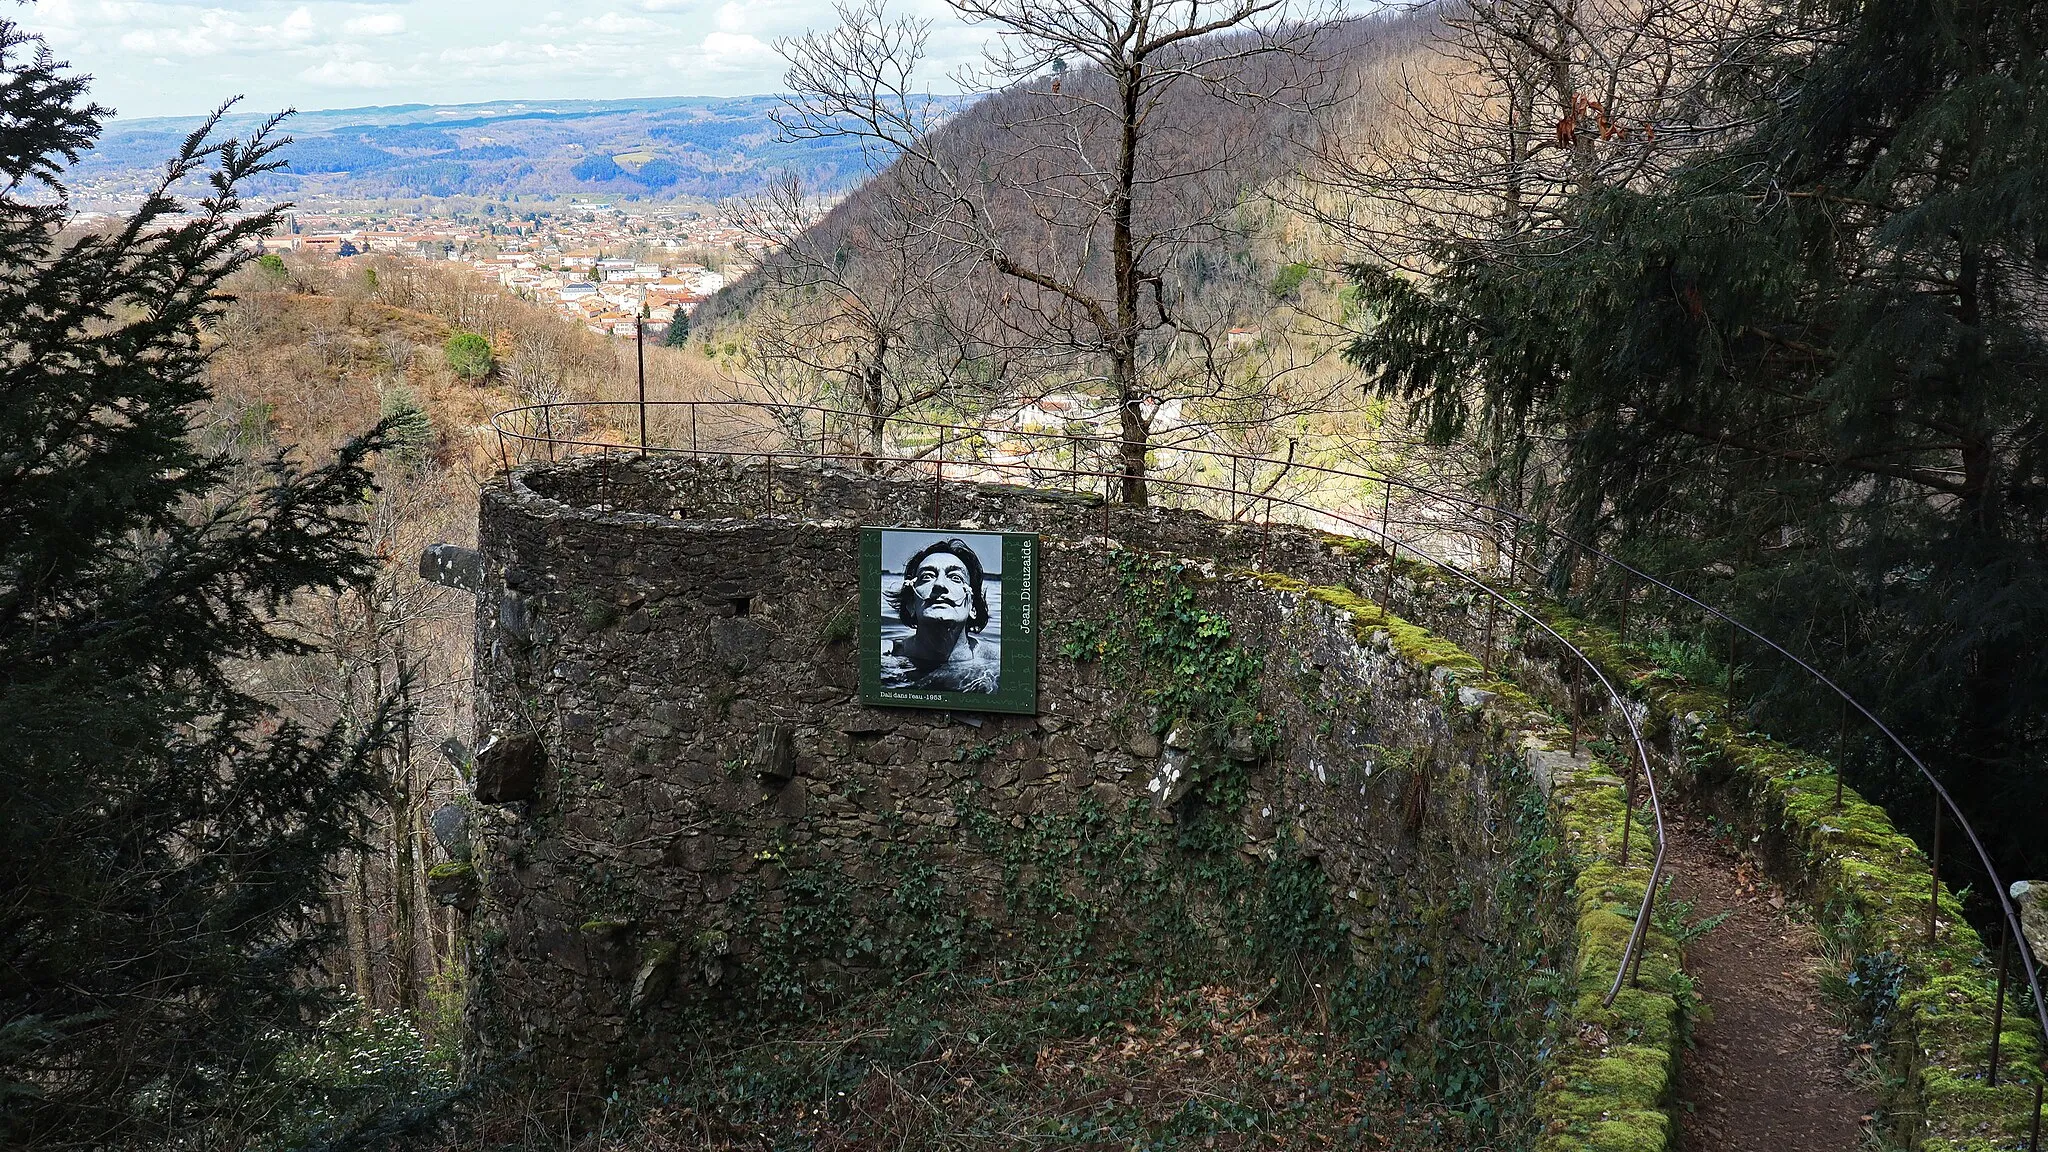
[876,530,1005,695]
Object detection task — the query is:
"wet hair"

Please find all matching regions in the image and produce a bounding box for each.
[892,538,991,632]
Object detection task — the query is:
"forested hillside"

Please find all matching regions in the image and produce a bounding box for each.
[82,96,888,204]
[695,9,1436,492]
[5,0,2046,1146]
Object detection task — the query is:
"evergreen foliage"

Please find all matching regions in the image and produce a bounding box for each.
[442,330,492,381]
[1345,0,2048,873]
[662,309,690,346]
[0,22,404,1147]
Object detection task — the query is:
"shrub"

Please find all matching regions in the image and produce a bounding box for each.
[443,331,493,381]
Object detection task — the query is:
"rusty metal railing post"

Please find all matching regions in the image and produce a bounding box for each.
[764,452,774,515]
[1630,876,1656,987]
[1835,699,1848,810]
[690,404,699,461]
[1928,800,1943,943]
[636,316,647,457]
[1990,923,2010,1085]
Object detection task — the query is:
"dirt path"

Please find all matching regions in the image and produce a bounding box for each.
[1663,813,1874,1152]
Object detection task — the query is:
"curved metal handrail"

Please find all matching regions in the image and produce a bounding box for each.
[489,396,2047,1100]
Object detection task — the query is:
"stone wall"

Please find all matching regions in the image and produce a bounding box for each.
[459,457,1598,1127]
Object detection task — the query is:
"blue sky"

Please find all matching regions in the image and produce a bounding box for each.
[30,0,991,120]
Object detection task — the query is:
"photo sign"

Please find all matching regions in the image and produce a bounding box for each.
[859,527,1039,714]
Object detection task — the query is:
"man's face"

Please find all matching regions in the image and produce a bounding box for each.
[909,551,975,624]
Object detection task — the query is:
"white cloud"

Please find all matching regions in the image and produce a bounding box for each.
[585,11,663,34]
[119,16,237,57]
[115,5,320,57]
[712,0,816,36]
[279,6,319,42]
[697,29,777,73]
[343,11,406,35]
[301,57,396,86]
[66,0,1003,119]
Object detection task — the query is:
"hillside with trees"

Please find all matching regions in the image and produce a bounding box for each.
[695,5,1436,499]
[79,96,899,206]
[5,0,2046,1146]
[702,0,2048,884]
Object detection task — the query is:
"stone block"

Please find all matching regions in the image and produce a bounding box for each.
[418,543,486,593]
[498,591,535,644]
[752,724,797,784]
[474,732,542,803]
[429,802,471,860]
[2014,881,2048,966]
[426,861,479,911]
[631,940,678,1011]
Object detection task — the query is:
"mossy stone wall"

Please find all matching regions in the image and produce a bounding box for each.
[1331,538,2046,1152]
[461,458,1645,1146]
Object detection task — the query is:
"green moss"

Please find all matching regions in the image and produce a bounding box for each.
[579,919,631,935]
[1262,575,1687,1151]
[1358,571,2048,1151]
[426,861,474,882]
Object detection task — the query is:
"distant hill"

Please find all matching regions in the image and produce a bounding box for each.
[699,11,1431,335]
[82,95,908,203]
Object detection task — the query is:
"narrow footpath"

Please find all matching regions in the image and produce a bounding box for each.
[1663,813,1875,1151]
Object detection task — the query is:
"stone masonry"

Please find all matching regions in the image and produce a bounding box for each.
[455,456,1588,1088]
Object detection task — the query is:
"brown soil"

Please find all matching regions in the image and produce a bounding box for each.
[1665,813,1875,1151]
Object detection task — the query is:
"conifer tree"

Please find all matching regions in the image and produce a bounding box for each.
[1346,0,2048,870]
[0,22,397,1146]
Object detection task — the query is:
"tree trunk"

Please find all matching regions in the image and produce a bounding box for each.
[1114,65,1147,507]
[389,647,419,1014]
[865,354,886,471]
[1118,392,1148,506]
[346,851,375,1003]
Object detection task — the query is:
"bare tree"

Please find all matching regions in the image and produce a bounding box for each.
[775,0,1342,504]
[722,170,991,462]
[1304,0,1766,273]
[1277,0,1766,549]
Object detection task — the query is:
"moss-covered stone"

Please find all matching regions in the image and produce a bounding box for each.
[1464,584,2042,1151]
[1277,580,1688,1152]
[425,860,480,910]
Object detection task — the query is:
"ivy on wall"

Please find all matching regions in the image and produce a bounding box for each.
[609,554,1571,1149]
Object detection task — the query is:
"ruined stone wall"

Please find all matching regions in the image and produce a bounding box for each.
[461,457,1582,1098]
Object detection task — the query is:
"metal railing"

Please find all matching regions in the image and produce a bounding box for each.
[490,397,2044,1139]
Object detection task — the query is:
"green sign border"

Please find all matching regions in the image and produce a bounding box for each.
[859,527,1040,715]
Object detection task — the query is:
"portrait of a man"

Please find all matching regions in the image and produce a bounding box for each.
[860,526,1038,714]
[879,535,1002,694]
